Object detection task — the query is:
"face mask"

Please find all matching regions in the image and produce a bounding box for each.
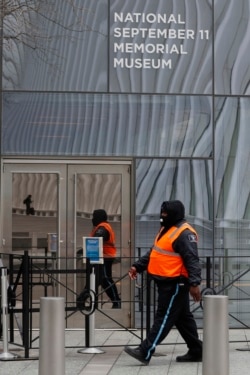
[160,215,172,227]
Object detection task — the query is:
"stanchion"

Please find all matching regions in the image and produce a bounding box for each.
[78,266,104,354]
[39,297,65,375]
[202,295,229,375]
[0,267,18,360]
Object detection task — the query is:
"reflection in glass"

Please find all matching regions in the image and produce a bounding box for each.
[135,159,213,255]
[12,172,58,300]
[12,173,58,254]
[3,93,212,158]
[3,0,108,91]
[76,173,122,309]
[215,97,250,257]
[214,1,250,95]
[110,0,212,94]
[214,97,250,327]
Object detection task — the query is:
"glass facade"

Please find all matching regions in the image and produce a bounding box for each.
[1,0,250,327]
[3,93,212,156]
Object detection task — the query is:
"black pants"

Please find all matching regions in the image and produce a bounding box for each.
[141,281,202,361]
[78,259,120,306]
[95,258,120,302]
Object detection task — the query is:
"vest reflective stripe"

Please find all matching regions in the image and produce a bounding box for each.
[91,222,116,258]
[147,223,197,278]
[168,227,181,239]
[152,244,182,257]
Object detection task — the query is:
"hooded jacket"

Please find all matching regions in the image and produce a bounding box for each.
[91,209,116,258]
[133,201,201,285]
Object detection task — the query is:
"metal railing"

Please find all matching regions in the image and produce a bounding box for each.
[1,251,250,360]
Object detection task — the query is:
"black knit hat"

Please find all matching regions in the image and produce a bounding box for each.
[160,200,185,222]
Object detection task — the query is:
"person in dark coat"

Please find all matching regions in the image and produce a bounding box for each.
[124,200,202,365]
[77,209,121,309]
[23,195,32,215]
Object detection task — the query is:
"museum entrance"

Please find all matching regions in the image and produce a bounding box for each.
[2,160,133,328]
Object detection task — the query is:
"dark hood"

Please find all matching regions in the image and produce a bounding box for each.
[160,200,185,228]
[92,209,108,226]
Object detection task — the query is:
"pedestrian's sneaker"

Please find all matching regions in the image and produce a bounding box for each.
[112,299,121,309]
[124,346,150,365]
[176,351,202,362]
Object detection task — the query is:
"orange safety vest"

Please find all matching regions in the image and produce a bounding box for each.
[90,222,116,258]
[147,223,197,278]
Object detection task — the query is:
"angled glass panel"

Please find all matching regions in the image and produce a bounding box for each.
[215,96,250,327]
[135,158,213,326]
[110,0,212,94]
[3,93,212,158]
[135,158,213,256]
[3,0,108,91]
[215,0,250,95]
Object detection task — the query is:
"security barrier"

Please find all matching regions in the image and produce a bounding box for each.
[0,252,141,359]
[1,252,250,361]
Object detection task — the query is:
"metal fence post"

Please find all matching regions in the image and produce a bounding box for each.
[39,297,65,375]
[203,295,229,375]
[22,251,30,358]
[78,266,104,354]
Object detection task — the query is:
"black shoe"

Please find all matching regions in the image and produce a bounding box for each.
[124,346,150,365]
[176,352,202,362]
[112,300,121,309]
[76,297,84,310]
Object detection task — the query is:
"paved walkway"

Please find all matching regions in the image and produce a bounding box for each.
[1,329,250,374]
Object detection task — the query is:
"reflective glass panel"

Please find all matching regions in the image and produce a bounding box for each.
[215,0,250,95]
[3,93,212,157]
[12,172,58,299]
[3,0,212,94]
[215,96,250,327]
[75,173,122,310]
[3,0,108,91]
[110,0,212,94]
[135,158,213,256]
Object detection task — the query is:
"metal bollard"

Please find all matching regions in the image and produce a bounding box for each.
[202,295,229,375]
[39,297,65,375]
[0,267,18,360]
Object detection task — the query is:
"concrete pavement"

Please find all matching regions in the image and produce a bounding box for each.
[1,328,250,374]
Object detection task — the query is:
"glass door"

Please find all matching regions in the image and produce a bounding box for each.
[2,163,67,309]
[67,163,132,328]
[1,161,133,328]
